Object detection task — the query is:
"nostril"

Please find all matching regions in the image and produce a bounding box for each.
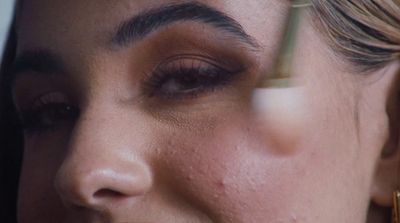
[93,189,125,199]
[55,155,153,210]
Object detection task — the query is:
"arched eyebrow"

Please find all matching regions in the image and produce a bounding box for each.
[10,50,65,86]
[111,2,260,49]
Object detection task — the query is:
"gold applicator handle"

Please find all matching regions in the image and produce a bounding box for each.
[258,0,311,88]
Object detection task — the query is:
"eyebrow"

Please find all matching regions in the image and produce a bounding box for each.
[111,2,260,48]
[10,50,65,85]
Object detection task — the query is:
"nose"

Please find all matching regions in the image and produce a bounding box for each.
[54,106,153,214]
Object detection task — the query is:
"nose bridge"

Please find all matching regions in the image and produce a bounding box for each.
[54,101,153,212]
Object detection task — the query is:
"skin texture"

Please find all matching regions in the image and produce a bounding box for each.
[13,0,400,222]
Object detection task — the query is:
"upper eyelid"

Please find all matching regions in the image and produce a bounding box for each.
[16,91,70,113]
[149,56,236,83]
[155,54,245,72]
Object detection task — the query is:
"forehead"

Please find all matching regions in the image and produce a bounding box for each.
[17,0,288,52]
[18,0,285,24]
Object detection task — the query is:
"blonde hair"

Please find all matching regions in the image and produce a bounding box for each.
[311,0,400,71]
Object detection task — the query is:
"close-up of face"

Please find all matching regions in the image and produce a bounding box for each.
[8,0,400,222]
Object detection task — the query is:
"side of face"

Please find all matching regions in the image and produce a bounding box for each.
[13,0,394,222]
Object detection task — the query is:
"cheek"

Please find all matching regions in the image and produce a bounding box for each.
[157,114,302,221]
[17,134,68,223]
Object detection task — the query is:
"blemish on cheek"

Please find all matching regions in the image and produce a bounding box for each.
[185,174,194,182]
[211,179,228,201]
[215,179,226,189]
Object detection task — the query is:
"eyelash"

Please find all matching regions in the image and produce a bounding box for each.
[19,56,243,134]
[143,55,243,100]
[19,94,79,134]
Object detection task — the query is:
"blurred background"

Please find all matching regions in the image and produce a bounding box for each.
[0,0,14,60]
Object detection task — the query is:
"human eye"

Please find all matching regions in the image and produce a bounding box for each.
[18,92,79,134]
[143,54,245,100]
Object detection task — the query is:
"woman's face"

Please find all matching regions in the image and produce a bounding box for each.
[13,0,393,222]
